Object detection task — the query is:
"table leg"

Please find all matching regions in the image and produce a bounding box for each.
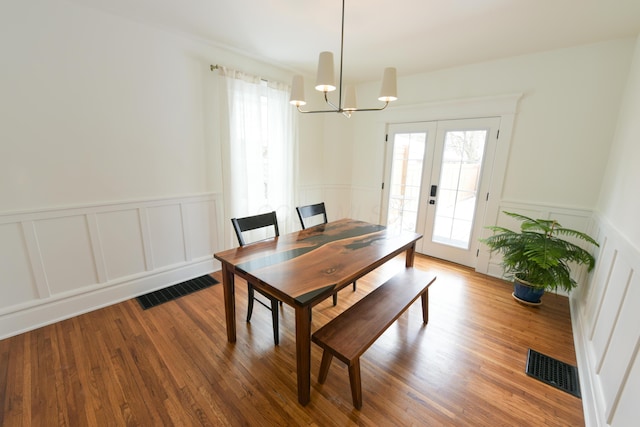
[405,242,416,267]
[295,305,312,405]
[221,264,236,342]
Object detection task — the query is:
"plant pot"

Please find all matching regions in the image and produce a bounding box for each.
[513,277,545,306]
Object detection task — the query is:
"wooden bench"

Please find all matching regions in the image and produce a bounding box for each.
[311,267,437,409]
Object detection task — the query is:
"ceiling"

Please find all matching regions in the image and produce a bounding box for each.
[70,0,640,83]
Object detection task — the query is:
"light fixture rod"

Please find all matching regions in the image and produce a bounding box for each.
[337,0,345,112]
[290,0,397,116]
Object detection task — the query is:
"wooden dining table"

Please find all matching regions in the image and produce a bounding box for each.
[213,218,422,405]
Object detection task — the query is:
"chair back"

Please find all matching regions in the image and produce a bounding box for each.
[231,211,280,246]
[296,202,328,230]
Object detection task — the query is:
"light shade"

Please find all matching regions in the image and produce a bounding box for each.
[343,86,357,111]
[290,75,306,106]
[315,51,336,92]
[378,67,398,102]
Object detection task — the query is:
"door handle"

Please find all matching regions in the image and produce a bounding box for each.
[430,185,437,197]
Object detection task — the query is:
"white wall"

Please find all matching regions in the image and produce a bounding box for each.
[597,38,640,245]
[0,0,296,212]
[1,0,207,210]
[297,103,354,223]
[0,0,297,338]
[349,39,635,220]
[571,36,640,427]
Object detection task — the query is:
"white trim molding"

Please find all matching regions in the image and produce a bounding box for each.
[0,193,223,339]
[571,212,640,427]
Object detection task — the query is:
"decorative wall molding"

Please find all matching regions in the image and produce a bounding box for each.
[381,93,523,123]
[0,193,223,339]
[479,199,594,279]
[571,212,640,427]
[6,190,637,427]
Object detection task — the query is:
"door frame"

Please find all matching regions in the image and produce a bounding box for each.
[379,94,522,273]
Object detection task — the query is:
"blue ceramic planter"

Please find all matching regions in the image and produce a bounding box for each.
[513,278,545,305]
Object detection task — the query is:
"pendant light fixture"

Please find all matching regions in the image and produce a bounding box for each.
[289,0,398,118]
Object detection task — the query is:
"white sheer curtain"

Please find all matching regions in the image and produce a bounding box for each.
[217,67,297,245]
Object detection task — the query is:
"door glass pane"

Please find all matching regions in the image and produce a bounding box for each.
[432,130,487,249]
[386,132,426,234]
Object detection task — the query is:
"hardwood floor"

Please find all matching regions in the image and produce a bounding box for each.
[0,255,585,426]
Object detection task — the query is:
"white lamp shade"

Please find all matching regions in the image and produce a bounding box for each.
[378,67,398,102]
[315,51,336,92]
[290,75,306,106]
[343,85,357,111]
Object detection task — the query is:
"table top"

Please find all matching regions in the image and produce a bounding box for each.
[214,218,422,306]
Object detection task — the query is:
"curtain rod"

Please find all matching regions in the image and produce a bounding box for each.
[210,64,273,85]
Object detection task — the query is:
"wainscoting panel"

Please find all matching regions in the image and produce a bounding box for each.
[0,222,39,308]
[183,199,217,260]
[583,235,616,336]
[34,214,99,295]
[481,201,594,282]
[96,209,147,281]
[609,352,640,425]
[572,214,640,427]
[600,271,639,423]
[591,255,632,372]
[0,193,220,340]
[146,203,187,269]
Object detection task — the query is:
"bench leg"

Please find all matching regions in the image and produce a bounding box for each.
[348,359,363,410]
[318,350,333,384]
[421,289,429,324]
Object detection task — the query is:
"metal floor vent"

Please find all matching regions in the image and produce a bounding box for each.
[136,275,218,310]
[525,349,581,398]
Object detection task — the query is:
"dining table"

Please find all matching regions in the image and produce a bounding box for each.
[213,218,423,405]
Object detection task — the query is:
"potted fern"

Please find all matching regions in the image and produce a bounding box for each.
[481,211,599,305]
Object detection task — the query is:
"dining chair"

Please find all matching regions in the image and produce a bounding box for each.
[296,202,328,229]
[295,202,356,306]
[231,211,282,345]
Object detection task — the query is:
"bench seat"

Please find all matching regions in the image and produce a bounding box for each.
[311,267,437,409]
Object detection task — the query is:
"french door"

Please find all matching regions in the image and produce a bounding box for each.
[381,118,500,267]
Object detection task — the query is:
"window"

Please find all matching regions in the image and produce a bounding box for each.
[218,68,296,242]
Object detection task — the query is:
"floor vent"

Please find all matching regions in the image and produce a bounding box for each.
[136,275,218,310]
[525,349,581,398]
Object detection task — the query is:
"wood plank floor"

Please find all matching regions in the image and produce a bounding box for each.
[0,255,585,426]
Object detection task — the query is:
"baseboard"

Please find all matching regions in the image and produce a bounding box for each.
[0,257,215,340]
[571,295,600,427]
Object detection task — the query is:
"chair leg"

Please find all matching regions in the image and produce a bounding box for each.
[270,298,279,345]
[332,293,337,306]
[246,284,255,322]
[353,280,357,291]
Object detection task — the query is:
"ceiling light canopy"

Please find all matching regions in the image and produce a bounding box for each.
[289,0,398,118]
